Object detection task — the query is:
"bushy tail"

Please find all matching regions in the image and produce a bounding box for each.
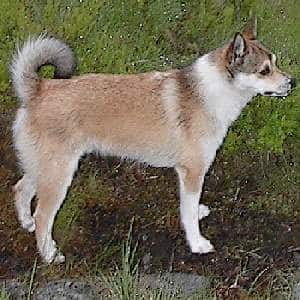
[11,35,75,104]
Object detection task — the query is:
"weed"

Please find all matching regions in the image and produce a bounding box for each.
[100,221,141,299]
[26,258,37,300]
[100,223,216,299]
[0,288,10,300]
[249,270,297,299]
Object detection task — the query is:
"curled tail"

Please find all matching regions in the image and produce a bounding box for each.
[11,35,75,104]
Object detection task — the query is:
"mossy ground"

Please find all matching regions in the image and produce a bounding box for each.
[0,0,299,298]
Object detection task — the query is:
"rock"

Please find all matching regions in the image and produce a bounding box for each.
[0,279,26,300]
[32,280,99,300]
[140,272,210,297]
[295,282,300,300]
[1,274,210,299]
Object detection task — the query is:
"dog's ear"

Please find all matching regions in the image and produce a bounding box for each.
[231,32,247,64]
[242,16,257,40]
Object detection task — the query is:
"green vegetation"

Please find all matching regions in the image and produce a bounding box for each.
[0,288,10,300]
[0,237,296,300]
[99,226,216,299]
[0,0,299,153]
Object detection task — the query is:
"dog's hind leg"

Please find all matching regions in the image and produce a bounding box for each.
[14,175,36,232]
[33,151,79,263]
[13,108,37,233]
[176,165,214,254]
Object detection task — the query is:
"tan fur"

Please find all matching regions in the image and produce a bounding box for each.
[28,72,205,165]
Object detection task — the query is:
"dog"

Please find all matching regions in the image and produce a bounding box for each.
[11,19,295,263]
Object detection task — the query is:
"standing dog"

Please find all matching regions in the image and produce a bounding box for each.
[11,19,295,263]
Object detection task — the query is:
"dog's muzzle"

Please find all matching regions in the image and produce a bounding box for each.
[262,77,297,98]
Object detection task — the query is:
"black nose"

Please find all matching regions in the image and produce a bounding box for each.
[289,78,297,89]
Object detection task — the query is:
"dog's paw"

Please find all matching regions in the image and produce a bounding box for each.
[198,204,210,220]
[42,240,65,264]
[53,250,66,264]
[43,249,65,264]
[190,238,215,254]
[21,217,35,233]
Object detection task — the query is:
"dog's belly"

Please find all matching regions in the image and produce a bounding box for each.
[83,129,179,168]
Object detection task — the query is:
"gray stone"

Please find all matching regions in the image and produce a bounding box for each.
[140,272,210,297]
[1,274,210,299]
[0,280,26,300]
[295,283,300,300]
[0,279,26,300]
[32,280,99,300]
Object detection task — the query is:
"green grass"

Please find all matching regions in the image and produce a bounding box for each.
[26,258,37,300]
[98,226,297,299]
[1,0,299,154]
[0,289,10,300]
[99,224,216,300]
[249,270,297,300]
[1,226,297,299]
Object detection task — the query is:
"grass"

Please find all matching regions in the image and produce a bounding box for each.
[100,222,141,299]
[26,258,37,300]
[0,289,10,300]
[98,224,216,299]
[249,270,297,300]
[0,225,297,299]
[1,0,299,152]
[82,227,298,299]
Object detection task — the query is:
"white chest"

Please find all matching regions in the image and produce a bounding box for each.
[193,55,254,169]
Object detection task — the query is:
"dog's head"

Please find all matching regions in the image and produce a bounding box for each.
[226,18,296,97]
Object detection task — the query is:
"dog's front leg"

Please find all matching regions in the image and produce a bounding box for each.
[176,166,214,254]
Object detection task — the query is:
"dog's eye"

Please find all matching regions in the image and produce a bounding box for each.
[259,66,270,76]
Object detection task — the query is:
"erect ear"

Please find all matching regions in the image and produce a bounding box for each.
[231,32,247,63]
[242,16,257,40]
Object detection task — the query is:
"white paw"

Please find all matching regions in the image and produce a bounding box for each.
[21,217,36,233]
[190,237,215,254]
[53,250,66,264]
[42,240,65,264]
[198,204,210,220]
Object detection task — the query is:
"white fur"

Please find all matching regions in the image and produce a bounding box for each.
[235,72,291,96]
[13,108,38,231]
[198,204,210,220]
[177,170,214,253]
[193,55,255,169]
[13,108,39,178]
[11,35,74,103]
[14,176,36,232]
[161,78,182,139]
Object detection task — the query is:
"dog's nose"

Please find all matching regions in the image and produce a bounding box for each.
[289,78,297,89]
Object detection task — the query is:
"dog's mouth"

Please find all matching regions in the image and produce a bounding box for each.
[261,91,289,98]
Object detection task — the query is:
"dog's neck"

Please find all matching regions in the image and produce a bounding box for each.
[193,53,256,131]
